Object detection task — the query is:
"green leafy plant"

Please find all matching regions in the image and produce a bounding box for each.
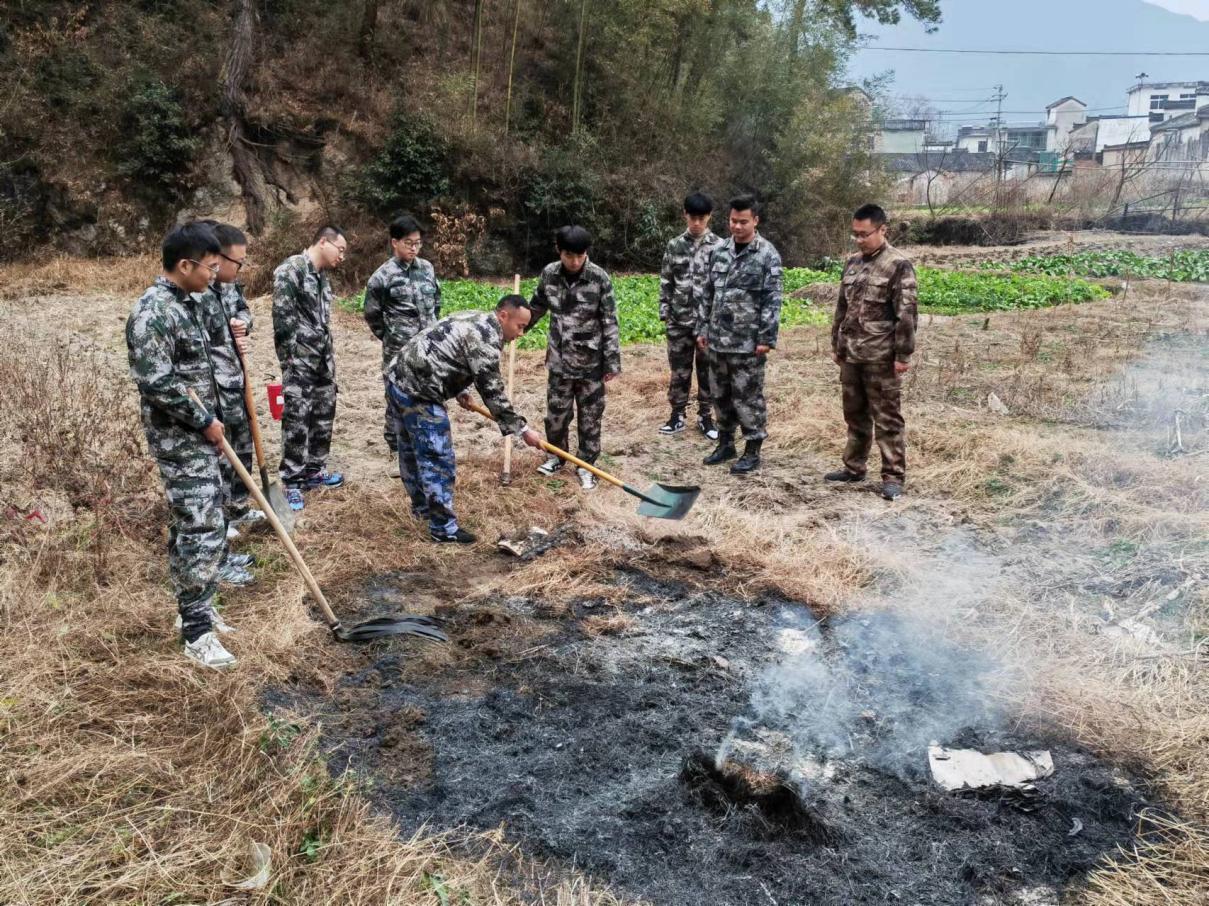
[981,250,1209,283]
[352,114,451,215]
[115,79,201,203]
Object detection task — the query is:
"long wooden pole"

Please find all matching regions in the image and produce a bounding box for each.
[501,273,520,484]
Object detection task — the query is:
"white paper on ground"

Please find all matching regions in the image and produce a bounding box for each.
[928,745,1054,792]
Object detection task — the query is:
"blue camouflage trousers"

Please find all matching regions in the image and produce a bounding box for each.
[387,385,458,536]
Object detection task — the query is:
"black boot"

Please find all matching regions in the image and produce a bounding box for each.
[730,439,762,474]
[703,434,737,465]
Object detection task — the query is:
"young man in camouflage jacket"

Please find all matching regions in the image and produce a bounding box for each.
[363,214,442,455]
[828,203,918,501]
[126,223,238,669]
[527,225,621,490]
[659,192,721,440]
[195,221,261,539]
[271,225,347,509]
[386,297,542,543]
[696,195,783,474]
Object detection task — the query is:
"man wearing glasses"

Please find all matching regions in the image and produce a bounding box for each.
[272,225,348,510]
[363,214,442,461]
[127,222,237,669]
[196,221,260,550]
[827,203,918,501]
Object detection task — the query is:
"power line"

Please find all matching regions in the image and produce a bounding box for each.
[862,46,1209,57]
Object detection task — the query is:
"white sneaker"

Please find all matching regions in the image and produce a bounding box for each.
[232,508,265,527]
[226,523,240,540]
[577,467,598,490]
[536,455,564,476]
[176,608,238,635]
[184,631,237,669]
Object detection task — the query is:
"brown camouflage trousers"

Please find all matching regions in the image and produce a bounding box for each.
[666,324,712,415]
[840,362,906,482]
[545,372,606,465]
[709,351,767,441]
[280,369,337,485]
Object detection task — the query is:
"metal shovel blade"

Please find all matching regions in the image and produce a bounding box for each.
[634,483,701,521]
[332,614,449,644]
[265,480,297,534]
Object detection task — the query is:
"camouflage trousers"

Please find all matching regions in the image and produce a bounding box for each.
[387,386,458,536]
[545,372,605,465]
[666,324,711,415]
[709,351,768,441]
[279,369,337,486]
[381,373,398,451]
[149,436,225,643]
[840,362,906,482]
[217,386,254,516]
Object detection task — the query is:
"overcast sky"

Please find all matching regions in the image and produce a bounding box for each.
[845,0,1209,134]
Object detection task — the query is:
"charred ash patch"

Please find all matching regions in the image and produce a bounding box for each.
[271,570,1157,906]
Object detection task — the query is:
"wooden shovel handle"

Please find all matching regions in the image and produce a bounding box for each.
[501,273,520,478]
[464,400,626,491]
[236,342,270,473]
[188,390,340,631]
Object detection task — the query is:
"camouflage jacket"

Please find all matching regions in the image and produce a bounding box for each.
[831,243,918,365]
[363,256,442,365]
[659,230,721,328]
[272,253,335,380]
[696,234,784,354]
[195,281,253,392]
[387,311,526,437]
[126,276,221,439]
[528,260,622,378]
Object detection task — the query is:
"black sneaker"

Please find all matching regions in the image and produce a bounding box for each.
[703,437,737,465]
[659,410,687,435]
[730,440,762,474]
[824,469,865,482]
[697,414,719,441]
[881,481,904,501]
[431,527,478,544]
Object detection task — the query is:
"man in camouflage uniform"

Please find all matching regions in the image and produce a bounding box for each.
[272,225,347,510]
[195,221,261,537]
[696,195,783,474]
[659,192,721,440]
[528,225,621,490]
[126,222,237,669]
[386,296,542,542]
[828,203,918,501]
[363,214,441,455]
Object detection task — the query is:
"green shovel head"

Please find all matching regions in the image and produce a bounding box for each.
[634,483,701,520]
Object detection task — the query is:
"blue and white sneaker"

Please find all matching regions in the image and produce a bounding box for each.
[303,470,344,489]
[286,488,305,511]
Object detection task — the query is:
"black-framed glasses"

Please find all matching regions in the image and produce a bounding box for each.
[220,252,247,271]
[399,238,423,249]
[187,259,221,276]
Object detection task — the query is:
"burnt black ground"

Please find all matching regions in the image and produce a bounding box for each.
[270,570,1151,906]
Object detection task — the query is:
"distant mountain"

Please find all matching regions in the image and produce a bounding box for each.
[846,0,1209,134]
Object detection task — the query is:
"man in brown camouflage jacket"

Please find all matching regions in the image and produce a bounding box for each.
[828,203,918,500]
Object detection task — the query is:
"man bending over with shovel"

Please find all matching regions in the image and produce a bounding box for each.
[385,295,542,544]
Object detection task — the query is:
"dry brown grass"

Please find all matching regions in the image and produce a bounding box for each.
[1,266,1207,903]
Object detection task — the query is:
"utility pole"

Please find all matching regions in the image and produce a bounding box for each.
[992,84,1006,209]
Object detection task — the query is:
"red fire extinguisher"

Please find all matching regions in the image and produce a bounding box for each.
[267,381,285,421]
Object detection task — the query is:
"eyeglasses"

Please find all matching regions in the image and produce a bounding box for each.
[851,228,882,240]
[323,238,348,257]
[220,252,247,271]
[399,239,423,250]
[187,259,221,276]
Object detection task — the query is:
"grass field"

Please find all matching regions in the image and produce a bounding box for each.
[339,267,1109,348]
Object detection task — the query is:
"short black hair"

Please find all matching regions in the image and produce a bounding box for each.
[555,225,592,254]
[684,192,714,216]
[313,225,346,244]
[213,223,248,249]
[390,214,422,240]
[729,195,760,216]
[496,293,530,311]
[163,222,221,271]
[853,203,887,226]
